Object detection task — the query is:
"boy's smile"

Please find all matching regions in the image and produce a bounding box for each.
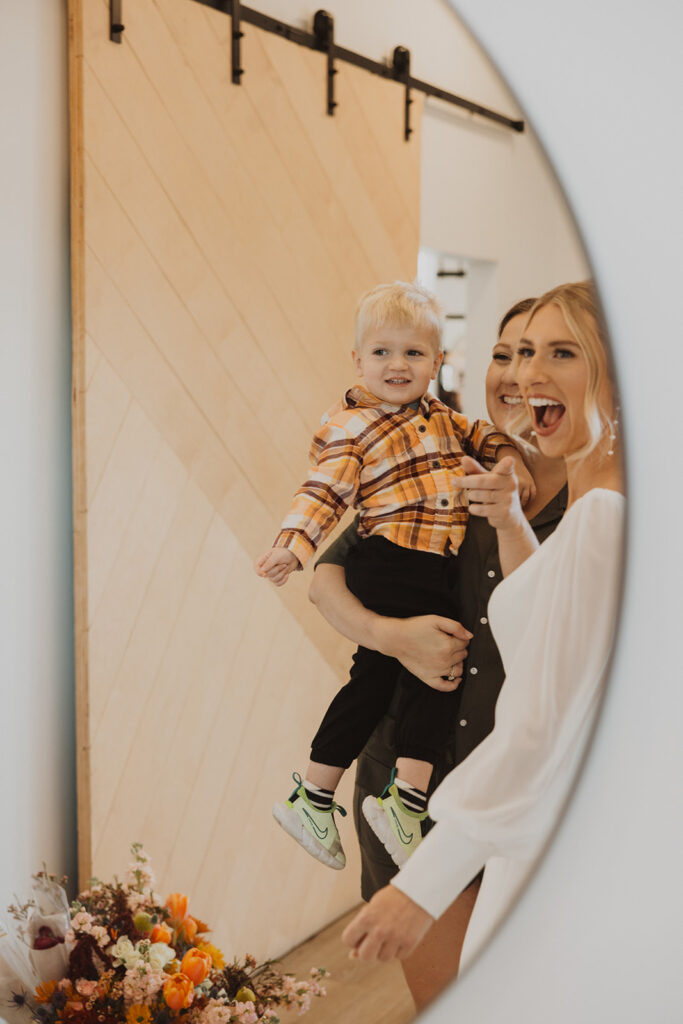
[352,325,443,406]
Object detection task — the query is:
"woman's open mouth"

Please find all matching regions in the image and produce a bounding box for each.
[528,396,566,435]
[500,395,523,406]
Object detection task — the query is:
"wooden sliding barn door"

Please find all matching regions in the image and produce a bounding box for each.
[69,0,422,958]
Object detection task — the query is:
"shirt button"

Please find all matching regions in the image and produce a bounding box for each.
[480,616,488,625]
[470,666,478,675]
[418,425,426,433]
[440,499,449,507]
[487,570,496,578]
[459,719,468,727]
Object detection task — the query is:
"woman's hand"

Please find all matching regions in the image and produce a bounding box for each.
[341,885,435,962]
[373,615,471,692]
[460,455,527,532]
[460,456,539,576]
[310,564,471,688]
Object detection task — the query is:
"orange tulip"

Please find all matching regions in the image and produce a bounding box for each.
[165,893,188,924]
[150,922,173,945]
[180,948,212,986]
[178,916,198,944]
[163,974,194,1011]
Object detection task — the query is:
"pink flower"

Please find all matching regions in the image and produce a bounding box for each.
[75,980,98,997]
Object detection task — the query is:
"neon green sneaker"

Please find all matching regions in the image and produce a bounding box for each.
[272,772,347,870]
[362,769,428,867]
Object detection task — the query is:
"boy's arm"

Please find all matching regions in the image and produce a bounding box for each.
[446,410,511,469]
[270,421,362,570]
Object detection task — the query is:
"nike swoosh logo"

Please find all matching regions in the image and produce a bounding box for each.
[303,808,329,841]
[391,809,414,845]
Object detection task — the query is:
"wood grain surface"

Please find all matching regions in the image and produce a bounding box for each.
[68,0,421,959]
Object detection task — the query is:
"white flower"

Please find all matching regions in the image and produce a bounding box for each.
[110,936,142,969]
[147,942,175,971]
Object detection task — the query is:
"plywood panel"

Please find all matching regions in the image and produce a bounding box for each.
[69,0,421,959]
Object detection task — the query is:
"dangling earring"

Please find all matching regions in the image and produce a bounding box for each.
[607,406,620,456]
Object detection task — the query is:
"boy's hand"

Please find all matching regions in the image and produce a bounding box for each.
[497,446,535,507]
[254,547,300,587]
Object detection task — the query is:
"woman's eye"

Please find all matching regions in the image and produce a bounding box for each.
[517,346,534,359]
[554,348,575,359]
[492,353,511,363]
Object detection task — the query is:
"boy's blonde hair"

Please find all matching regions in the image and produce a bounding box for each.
[511,280,617,461]
[355,281,444,351]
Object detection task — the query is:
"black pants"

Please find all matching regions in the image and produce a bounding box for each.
[310,536,461,769]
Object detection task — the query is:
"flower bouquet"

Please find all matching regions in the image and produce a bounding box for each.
[1,845,327,1024]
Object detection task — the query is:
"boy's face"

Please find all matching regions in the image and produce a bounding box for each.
[352,325,443,406]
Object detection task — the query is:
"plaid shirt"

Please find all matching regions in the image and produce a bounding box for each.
[275,386,512,567]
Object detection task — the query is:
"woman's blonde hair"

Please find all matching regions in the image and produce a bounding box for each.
[515,281,617,462]
[355,281,444,352]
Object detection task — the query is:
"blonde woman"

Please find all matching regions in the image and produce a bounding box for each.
[341,281,624,972]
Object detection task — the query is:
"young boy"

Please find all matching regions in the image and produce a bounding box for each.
[255,281,531,870]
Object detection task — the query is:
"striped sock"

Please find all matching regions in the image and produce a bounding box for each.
[303,779,334,811]
[395,777,428,814]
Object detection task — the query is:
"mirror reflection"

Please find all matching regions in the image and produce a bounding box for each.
[53,1,625,1023]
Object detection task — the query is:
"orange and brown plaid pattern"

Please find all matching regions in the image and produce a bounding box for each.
[274,386,513,568]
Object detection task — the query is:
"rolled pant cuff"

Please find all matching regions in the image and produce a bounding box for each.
[309,748,354,770]
[395,746,438,764]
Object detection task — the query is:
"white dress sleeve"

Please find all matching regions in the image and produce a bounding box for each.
[392,489,625,919]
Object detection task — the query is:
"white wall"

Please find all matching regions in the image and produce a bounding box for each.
[0,2,76,907]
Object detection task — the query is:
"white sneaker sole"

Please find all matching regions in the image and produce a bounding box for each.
[362,796,414,868]
[272,802,345,870]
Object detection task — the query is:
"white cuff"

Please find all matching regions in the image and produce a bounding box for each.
[390,820,488,920]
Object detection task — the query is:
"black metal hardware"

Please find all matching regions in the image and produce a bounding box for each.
[110,0,124,43]
[115,0,525,138]
[392,47,412,141]
[437,269,466,278]
[230,0,244,84]
[313,10,337,116]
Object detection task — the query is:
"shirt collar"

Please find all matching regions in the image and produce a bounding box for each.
[344,385,436,418]
[529,483,569,527]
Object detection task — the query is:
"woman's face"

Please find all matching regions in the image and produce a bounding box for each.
[516,302,593,459]
[486,313,528,431]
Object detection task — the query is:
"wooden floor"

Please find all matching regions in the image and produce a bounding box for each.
[278,906,416,1024]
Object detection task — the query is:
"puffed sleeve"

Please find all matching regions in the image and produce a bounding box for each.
[392,489,625,918]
